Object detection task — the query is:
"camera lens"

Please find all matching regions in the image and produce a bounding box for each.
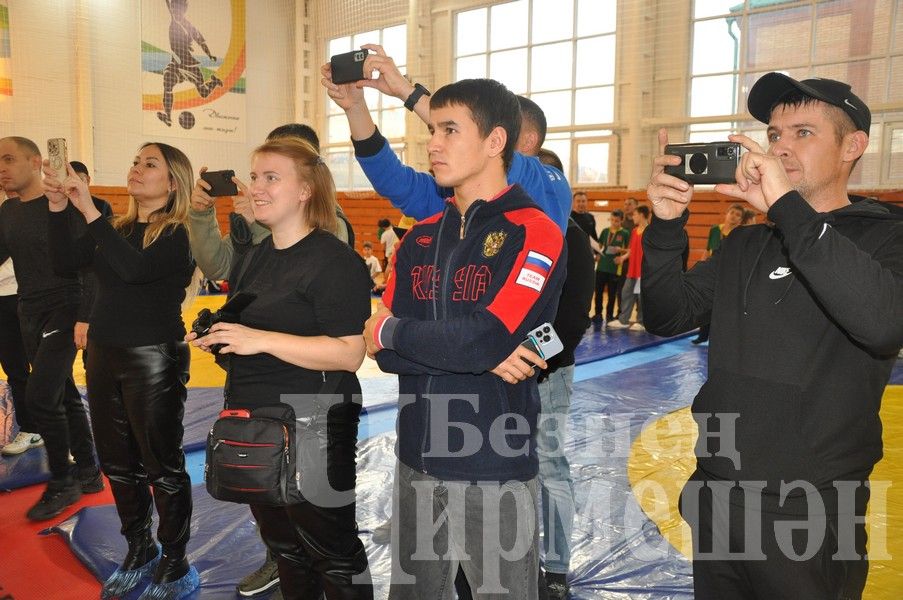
[688,152,708,175]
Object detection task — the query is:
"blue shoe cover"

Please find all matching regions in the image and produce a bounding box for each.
[101,546,161,599]
[136,566,200,600]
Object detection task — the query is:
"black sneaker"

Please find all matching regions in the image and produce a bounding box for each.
[26,479,82,521]
[156,111,172,127]
[77,465,105,494]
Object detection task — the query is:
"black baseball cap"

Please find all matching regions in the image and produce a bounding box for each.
[747,72,870,133]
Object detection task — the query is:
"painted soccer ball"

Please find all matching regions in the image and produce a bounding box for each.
[178,111,196,129]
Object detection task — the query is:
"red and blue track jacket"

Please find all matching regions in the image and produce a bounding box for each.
[374,184,566,482]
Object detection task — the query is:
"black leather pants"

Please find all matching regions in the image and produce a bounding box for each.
[86,341,192,556]
[249,400,373,600]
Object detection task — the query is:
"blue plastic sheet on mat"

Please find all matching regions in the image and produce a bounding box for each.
[573,327,695,366]
[889,359,903,384]
[55,345,710,599]
[48,487,264,600]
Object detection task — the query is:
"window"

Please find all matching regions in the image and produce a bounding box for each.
[454,0,617,185]
[325,25,406,190]
[690,0,903,186]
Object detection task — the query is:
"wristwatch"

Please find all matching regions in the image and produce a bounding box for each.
[404,83,431,111]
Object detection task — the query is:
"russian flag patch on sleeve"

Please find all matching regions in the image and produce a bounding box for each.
[516,250,553,291]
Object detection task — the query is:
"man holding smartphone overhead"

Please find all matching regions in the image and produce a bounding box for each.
[0,136,102,520]
[643,74,903,599]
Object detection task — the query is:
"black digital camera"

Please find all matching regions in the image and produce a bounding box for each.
[191,292,257,354]
[664,142,740,185]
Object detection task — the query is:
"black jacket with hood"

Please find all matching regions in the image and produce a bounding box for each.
[642,191,903,510]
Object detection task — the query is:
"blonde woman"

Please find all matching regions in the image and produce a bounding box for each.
[44,143,199,600]
[189,137,373,599]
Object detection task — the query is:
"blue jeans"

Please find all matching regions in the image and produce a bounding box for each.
[389,461,540,599]
[536,364,576,575]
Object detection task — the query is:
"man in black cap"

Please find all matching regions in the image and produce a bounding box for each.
[643,73,903,599]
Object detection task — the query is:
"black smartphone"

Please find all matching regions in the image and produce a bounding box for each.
[664,142,740,185]
[201,169,238,197]
[330,48,369,84]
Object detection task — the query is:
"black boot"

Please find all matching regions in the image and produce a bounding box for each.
[101,532,160,599]
[136,547,200,600]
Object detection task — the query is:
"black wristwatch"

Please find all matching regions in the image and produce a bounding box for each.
[404,83,431,111]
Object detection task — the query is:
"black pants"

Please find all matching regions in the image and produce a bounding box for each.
[0,294,31,431]
[247,399,372,600]
[18,303,95,480]
[680,477,869,600]
[87,341,192,554]
[593,271,622,321]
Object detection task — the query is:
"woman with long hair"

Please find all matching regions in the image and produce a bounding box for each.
[188,137,373,599]
[44,142,199,600]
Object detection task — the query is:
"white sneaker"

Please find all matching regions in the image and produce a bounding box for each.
[2,431,44,455]
[630,322,646,332]
[606,320,630,329]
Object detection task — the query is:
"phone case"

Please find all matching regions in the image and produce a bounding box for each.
[201,169,238,197]
[47,138,68,181]
[330,49,369,84]
[526,322,564,360]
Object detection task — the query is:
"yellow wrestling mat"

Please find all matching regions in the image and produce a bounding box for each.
[627,385,903,599]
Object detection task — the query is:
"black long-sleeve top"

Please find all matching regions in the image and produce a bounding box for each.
[0,196,82,313]
[48,213,195,347]
[641,192,903,508]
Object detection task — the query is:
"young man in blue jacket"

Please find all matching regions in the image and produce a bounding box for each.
[362,78,566,599]
[644,74,903,599]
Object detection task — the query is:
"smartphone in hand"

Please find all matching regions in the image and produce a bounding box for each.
[201,169,238,197]
[47,138,69,182]
[330,48,369,84]
[519,322,564,365]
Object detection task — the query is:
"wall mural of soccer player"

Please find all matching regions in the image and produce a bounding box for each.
[156,0,223,128]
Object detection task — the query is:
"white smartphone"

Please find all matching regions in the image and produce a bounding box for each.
[520,322,564,361]
[47,138,68,182]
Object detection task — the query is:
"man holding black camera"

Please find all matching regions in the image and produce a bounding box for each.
[643,73,903,598]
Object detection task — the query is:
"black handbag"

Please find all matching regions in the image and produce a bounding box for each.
[205,403,303,506]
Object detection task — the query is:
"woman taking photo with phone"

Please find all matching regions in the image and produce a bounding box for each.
[43,143,199,600]
[188,136,373,600]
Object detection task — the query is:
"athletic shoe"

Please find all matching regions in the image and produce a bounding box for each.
[371,518,392,545]
[26,479,82,521]
[2,431,44,455]
[606,320,630,329]
[210,75,223,89]
[544,572,570,600]
[156,112,172,127]
[77,465,105,494]
[629,322,646,332]
[237,553,280,597]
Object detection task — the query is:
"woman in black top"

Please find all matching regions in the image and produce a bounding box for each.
[189,137,373,599]
[44,143,199,600]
